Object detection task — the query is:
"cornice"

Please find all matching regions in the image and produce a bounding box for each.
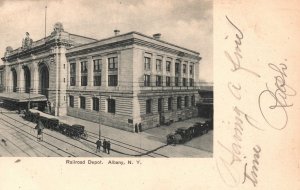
[66,38,201,61]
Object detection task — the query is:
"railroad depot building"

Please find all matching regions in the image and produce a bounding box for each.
[0,23,202,132]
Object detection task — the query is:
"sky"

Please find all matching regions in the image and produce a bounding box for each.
[0,0,213,82]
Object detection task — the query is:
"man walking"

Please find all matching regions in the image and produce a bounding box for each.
[103,139,107,153]
[107,141,111,154]
[96,139,101,153]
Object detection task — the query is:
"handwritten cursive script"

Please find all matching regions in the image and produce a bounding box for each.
[217,15,264,188]
[258,63,297,130]
[243,145,261,187]
[224,16,261,78]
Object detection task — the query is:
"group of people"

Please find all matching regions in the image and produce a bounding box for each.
[134,123,143,133]
[96,139,111,154]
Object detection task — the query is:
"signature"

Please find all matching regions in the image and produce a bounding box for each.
[242,145,261,187]
[224,16,261,78]
[258,63,297,130]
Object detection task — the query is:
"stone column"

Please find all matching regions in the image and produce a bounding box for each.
[17,64,25,92]
[102,55,108,87]
[4,65,11,92]
[87,56,93,87]
[187,61,190,87]
[30,61,39,94]
[75,58,81,87]
[161,56,166,86]
[151,53,156,86]
[171,58,176,86]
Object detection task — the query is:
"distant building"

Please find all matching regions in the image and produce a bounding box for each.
[0,23,202,132]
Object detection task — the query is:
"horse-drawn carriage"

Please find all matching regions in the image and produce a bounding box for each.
[22,110,88,140]
[166,119,213,145]
[59,123,88,140]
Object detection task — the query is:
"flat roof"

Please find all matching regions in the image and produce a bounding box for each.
[0,93,47,102]
[67,31,200,55]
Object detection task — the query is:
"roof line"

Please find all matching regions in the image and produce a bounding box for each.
[68,31,200,55]
[68,33,98,41]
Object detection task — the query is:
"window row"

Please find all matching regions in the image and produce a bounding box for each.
[144,75,194,87]
[144,57,194,75]
[146,95,196,114]
[69,96,116,113]
[70,57,118,87]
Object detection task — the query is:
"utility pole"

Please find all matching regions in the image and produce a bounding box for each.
[98,97,101,140]
[45,0,47,39]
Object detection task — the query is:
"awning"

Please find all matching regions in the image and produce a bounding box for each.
[0,92,47,103]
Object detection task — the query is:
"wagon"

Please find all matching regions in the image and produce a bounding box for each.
[71,124,88,140]
[167,133,182,145]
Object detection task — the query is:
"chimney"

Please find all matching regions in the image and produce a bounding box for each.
[114,29,120,36]
[153,33,161,40]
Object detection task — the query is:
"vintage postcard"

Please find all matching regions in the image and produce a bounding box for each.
[0,0,299,189]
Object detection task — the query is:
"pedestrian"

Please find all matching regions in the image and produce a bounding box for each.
[138,123,142,132]
[103,139,107,153]
[36,119,43,142]
[96,139,101,153]
[107,141,111,154]
[135,123,138,133]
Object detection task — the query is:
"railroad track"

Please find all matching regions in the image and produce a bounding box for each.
[0,108,169,157]
[0,113,102,157]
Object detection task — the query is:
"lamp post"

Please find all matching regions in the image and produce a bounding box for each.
[98,94,101,140]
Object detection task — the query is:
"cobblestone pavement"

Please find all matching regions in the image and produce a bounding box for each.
[0,108,213,157]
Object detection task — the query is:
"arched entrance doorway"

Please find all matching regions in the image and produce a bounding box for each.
[11,68,17,92]
[39,63,49,98]
[23,66,31,93]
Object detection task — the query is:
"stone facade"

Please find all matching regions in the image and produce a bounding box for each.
[1,23,202,132]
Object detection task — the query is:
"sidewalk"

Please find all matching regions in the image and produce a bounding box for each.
[58,115,213,157]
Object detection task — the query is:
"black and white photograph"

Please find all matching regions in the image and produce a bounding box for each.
[1,0,300,190]
[0,0,213,158]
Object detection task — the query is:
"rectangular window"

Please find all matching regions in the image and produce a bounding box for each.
[144,74,150,86]
[70,63,76,86]
[93,59,102,86]
[92,97,100,111]
[81,61,88,86]
[156,75,162,86]
[81,61,88,73]
[81,76,87,86]
[168,97,172,111]
[182,78,187,87]
[190,64,193,75]
[94,75,101,86]
[108,75,118,86]
[156,59,162,71]
[146,99,152,114]
[183,64,187,73]
[177,96,182,109]
[184,96,189,107]
[191,95,195,106]
[158,98,163,112]
[80,96,86,109]
[166,76,171,86]
[166,61,171,72]
[93,59,101,72]
[108,57,118,70]
[175,61,180,74]
[175,77,179,86]
[189,78,194,87]
[107,99,116,113]
[69,95,74,107]
[144,57,151,70]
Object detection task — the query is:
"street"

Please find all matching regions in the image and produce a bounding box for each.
[0,108,213,157]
